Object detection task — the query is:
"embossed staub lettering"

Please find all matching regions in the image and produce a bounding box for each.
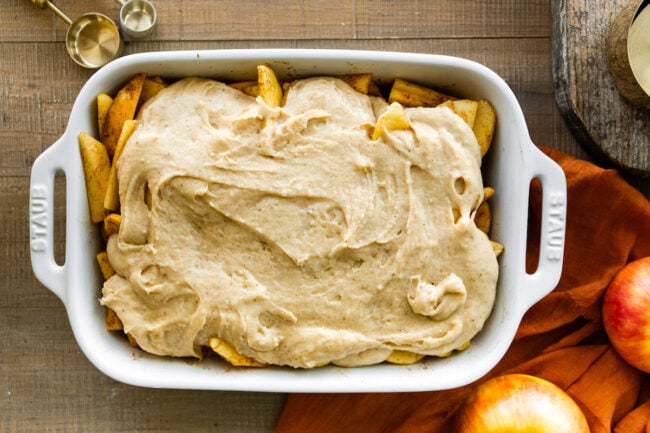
[546,192,566,261]
[30,185,48,253]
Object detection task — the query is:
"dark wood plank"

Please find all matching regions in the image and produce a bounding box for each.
[0,309,286,432]
[3,0,551,42]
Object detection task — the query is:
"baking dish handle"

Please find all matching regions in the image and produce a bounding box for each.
[520,145,567,310]
[29,137,67,303]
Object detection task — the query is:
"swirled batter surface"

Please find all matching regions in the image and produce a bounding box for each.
[101,76,498,368]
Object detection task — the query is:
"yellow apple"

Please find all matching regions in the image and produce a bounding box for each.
[454,373,590,433]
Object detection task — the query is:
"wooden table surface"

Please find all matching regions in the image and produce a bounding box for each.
[1,1,648,432]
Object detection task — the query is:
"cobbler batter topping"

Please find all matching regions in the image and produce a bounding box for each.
[101,76,498,368]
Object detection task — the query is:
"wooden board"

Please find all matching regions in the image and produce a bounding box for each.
[552,0,650,175]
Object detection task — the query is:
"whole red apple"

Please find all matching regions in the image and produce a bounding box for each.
[602,256,650,373]
[454,373,590,433]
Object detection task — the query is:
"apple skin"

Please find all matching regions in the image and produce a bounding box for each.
[454,374,590,433]
[602,256,650,373]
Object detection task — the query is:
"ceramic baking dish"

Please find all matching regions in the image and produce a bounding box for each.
[29,49,567,392]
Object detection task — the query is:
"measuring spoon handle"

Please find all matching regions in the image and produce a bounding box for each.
[30,0,73,26]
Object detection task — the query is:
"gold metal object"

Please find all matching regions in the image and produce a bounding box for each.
[628,0,650,96]
[115,0,157,40]
[30,0,122,69]
[607,0,650,109]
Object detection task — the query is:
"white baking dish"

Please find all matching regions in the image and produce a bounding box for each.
[29,49,566,392]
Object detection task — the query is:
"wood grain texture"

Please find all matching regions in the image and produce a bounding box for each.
[3,0,552,42]
[0,310,285,433]
[553,0,650,175]
[1,0,649,432]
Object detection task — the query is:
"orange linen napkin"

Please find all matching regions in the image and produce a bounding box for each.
[274,147,650,433]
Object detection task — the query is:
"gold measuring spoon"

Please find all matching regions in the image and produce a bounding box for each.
[115,0,157,40]
[31,0,122,69]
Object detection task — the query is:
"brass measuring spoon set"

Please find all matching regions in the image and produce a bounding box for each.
[30,0,157,69]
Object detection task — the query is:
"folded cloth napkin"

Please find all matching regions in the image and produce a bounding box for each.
[274,147,650,433]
